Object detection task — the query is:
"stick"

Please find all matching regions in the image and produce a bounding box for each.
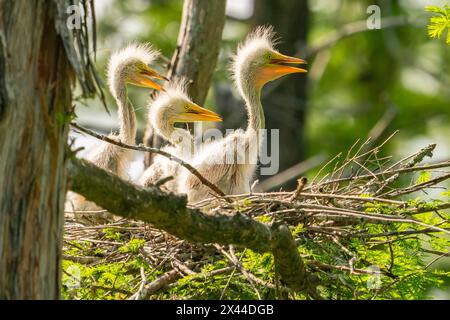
[70,122,229,201]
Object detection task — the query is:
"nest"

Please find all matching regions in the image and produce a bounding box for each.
[63,140,450,299]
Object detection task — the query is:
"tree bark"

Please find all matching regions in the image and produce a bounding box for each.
[67,157,317,296]
[0,0,73,299]
[0,0,99,299]
[143,0,226,168]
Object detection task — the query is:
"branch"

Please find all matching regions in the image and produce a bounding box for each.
[214,245,292,296]
[383,173,450,198]
[309,160,450,190]
[67,157,318,296]
[305,16,411,58]
[54,0,107,111]
[70,122,229,201]
[168,0,226,105]
[129,269,180,300]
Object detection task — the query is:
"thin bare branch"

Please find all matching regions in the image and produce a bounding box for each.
[70,122,229,201]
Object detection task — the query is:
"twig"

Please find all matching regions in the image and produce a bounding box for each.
[306,16,411,58]
[133,267,147,300]
[64,209,108,214]
[309,161,450,189]
[331,236,357,274]
[70,122,229,201]
[297,192,406,206]
[347,228,449,239]
[383,173,450,198]
[425,251,450,269]
[363,106,397,153]
[63,254,100,264]
[215,245,288,298]
[172,258,195,276]
[91,285,132,296]
[291,177,308,201]
[128,269,181,300]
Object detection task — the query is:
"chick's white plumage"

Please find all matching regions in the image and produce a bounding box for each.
[66,43,162,224]
[178,26,306,203]
[139,81,202,192]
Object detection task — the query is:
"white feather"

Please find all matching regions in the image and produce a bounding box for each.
[67,42,161,225]
[139,78,197,192]
[107,43,160,98]
[148,78,191,138]
[231,25,277,94]
[179,26,280,203]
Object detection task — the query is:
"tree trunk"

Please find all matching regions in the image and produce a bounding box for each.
[253,0,310,189]
[0,0,73,299]
[143,0,226,168]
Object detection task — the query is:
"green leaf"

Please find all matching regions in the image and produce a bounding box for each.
[425,5,447,15]
[416,171,431,184]
[118,238,145,254]
[425,5,450,45]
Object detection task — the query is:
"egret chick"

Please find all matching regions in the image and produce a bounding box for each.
[139,81,222,193]
[66,43,166,224]
[178,26,307,203]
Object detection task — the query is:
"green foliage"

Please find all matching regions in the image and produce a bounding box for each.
[416,171,431,184]
[62,241,152,300]
[56,111,76,127]
[118,238,145,254]
[62,193,450,300]
[363,201,393,214]
[426,5,450,45]
[103,228,123,241]
[308,219,450,299]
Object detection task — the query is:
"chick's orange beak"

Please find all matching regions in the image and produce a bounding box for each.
[176,103,223,123]
[257,52,307,86]
[140,67,169,81]
[134,66,168,91]
[270,53,307,66]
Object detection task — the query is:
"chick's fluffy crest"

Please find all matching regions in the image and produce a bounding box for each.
[107,43,160,88]
[149,78,192,109]
[147,78,193,126]
[230,25,279,81]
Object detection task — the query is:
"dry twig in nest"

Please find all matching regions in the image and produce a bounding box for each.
[64,135,450,299]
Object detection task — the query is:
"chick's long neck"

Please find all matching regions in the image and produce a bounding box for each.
[243,84,265,133]
[235,66,268,164]
[113,81,136,145]
[158,119,195,157]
